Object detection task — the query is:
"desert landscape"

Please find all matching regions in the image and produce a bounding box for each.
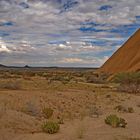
[0,0,140,140]
[0,60,140,140]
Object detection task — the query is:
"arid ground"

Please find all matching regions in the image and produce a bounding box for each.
[0,68,140,140]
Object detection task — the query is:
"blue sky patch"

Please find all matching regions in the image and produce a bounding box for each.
[99,5,112,11]
[0,21,14,26]
[19,2,29,9]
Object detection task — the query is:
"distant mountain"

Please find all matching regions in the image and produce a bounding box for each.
[24,65,30,68]
[99,28,140,73]
[0,64,7,68]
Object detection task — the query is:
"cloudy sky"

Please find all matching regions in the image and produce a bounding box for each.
[0,0,140,67]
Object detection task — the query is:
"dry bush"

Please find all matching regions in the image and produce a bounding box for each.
[0,80,22,90]
[113,72,140,94]
[49,75,72,84]
[114,105,134,113]
[85,72,110,84]
[42,107,54,119]
[0,72,12,78]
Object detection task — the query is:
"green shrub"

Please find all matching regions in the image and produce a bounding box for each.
[42,121,60,134]
[105,114,127,128]
[42,108,53,119]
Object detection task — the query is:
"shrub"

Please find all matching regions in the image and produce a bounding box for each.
[42,121,60,134]
[0,80,21,90]
[114,105,127,113]
[115,105,134,113]
[105,114,127,128]
[60,76,71,84]
[127,107,134,113]
[42,108,53,119]
[85,72,110,84]
[113,72,140,93]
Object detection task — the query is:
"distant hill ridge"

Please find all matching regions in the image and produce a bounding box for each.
[0,64,7,68]
[99,28,140,73]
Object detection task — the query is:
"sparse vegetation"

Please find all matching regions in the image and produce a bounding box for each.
[42,121,60,134]
[105,114,127,128]
[85,72,110,84]
[0,68,139,139]
[0,80,21,90]
[42,108,54,119]
[113,72,140,93]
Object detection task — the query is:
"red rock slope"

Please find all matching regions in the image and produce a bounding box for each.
[99,28,140,73]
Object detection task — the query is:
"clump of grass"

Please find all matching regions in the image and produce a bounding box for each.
[42,121,60,134]
[42,107,53,119]
[105,114,127,128]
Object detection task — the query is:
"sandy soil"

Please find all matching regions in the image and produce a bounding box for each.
[0,78,140,140]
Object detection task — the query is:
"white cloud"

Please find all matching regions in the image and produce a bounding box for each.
[0,0,139,66]
[60,58,83,63]
[0,39,11,53]
[58,55,109,67]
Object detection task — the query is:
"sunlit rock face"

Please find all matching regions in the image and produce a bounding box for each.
[99,29,140,73]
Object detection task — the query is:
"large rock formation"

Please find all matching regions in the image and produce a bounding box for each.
[99,29,140,73]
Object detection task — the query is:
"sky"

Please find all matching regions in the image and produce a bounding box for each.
[0,0,140,67]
